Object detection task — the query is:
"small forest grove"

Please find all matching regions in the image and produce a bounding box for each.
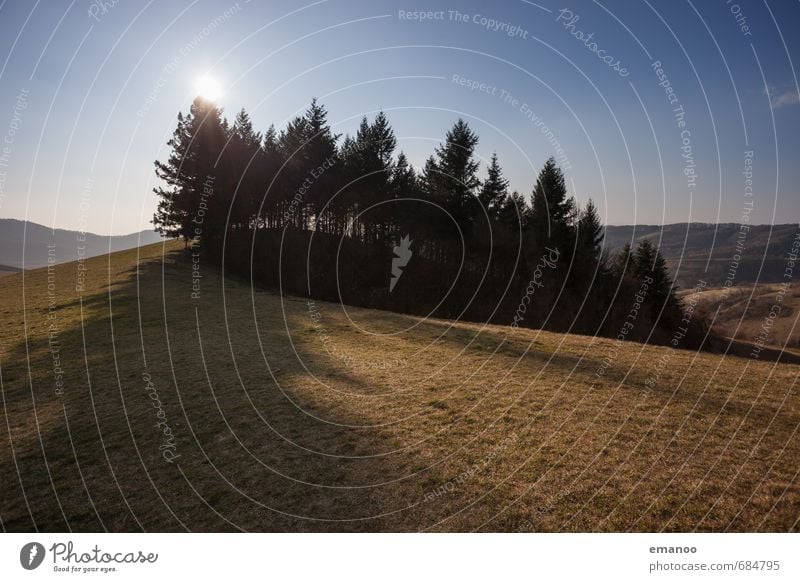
[153,97,698,345]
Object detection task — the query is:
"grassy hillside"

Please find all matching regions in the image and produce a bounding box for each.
[1,242,798,532]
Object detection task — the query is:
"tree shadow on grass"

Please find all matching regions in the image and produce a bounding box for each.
[367,310,800,430]
[3,245,796,533]
[0,245,454,532]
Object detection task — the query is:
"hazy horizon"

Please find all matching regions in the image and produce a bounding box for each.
[5,216,800,239]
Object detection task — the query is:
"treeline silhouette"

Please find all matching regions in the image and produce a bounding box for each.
[153,97,702,346]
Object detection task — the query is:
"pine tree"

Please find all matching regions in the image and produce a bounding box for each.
[500,191,528,227]
[228,108,262,229]
[370,111,397,169]
[632,238,682,329]
[277,116,309,159]
[302,98,340,231]
[152,97,227,245]
[232,108,261,145]
[613,242,633,279]
[566,198,608,330]
[190,98,228,244]
[153,110,193,240]
[423,120,481,255]
[529,157,576,249]
[633,239,674,301]
[389,151,418,239]
[302,98,339,166]
[479,152,509,213]
[275,101,339,229]
[257,124,281,229]
[577,198,604,262]
[368,112,397,240]
[420,155,440,197]
[263,124,278,155]
[339,114,394,241]
[392,151,416,194]
[434,119,480,206]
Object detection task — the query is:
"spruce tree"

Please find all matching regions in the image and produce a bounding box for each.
[613,242,634,279]
[370,111,397,169]
[153,110,193,240]
[391,151,417,237]
[632,238,682,328]
[302,98,340,231]
[479,152,509,213]
[576,198,604,279]
[568,198,608,330]
[263,124,279,155]
[634,239,675,302]
[392,152,416,194]
[577,199,603,255]
[152,97,227,245]
[423,120,481,255]
[529,157,575,249]
[229,108,262,229]
[435,119,480,208]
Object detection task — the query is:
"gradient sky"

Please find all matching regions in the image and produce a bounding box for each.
[0,0,798,234]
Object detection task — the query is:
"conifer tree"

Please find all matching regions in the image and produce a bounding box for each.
[632,238,682,327]
[633,239,674,301]
[370,111,397,169]
[529,157,575,250]
[613,242,634,279]
[149,98,700,345]
[153,110,193,240]
[392,151,416,194]
[228,108,262,229]
[263,124,278,155]
[479,152,508,213]
[153,97,227,244]
[577,199,603,257]
[432,119,481,210]
[390,151,417,237]
[575,197,605,284]
[422,120,481,257]
[368,112,397,240]
[302,98,340,231]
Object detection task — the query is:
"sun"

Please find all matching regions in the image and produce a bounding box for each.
[195,75,222,101]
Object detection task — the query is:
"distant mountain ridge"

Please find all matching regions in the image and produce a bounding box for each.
[0,218,162,270]
[603,223,799,287]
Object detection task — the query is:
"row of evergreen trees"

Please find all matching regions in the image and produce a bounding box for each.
[153,97,693,344]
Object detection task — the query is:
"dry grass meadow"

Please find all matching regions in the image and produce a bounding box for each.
[1,241,799,532]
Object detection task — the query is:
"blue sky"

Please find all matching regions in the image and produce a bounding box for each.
[0,0,798,234]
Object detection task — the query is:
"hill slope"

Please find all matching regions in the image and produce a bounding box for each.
[0,264,22,277]
[0,218,162,270]
[604,223,798,287]
[679,283,800,351]
[0,242,798,532]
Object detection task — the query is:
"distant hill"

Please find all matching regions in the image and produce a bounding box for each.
[677,283,800,352]
[0,218,162,270]
[604,223,798,287]
[0,264,22,277]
